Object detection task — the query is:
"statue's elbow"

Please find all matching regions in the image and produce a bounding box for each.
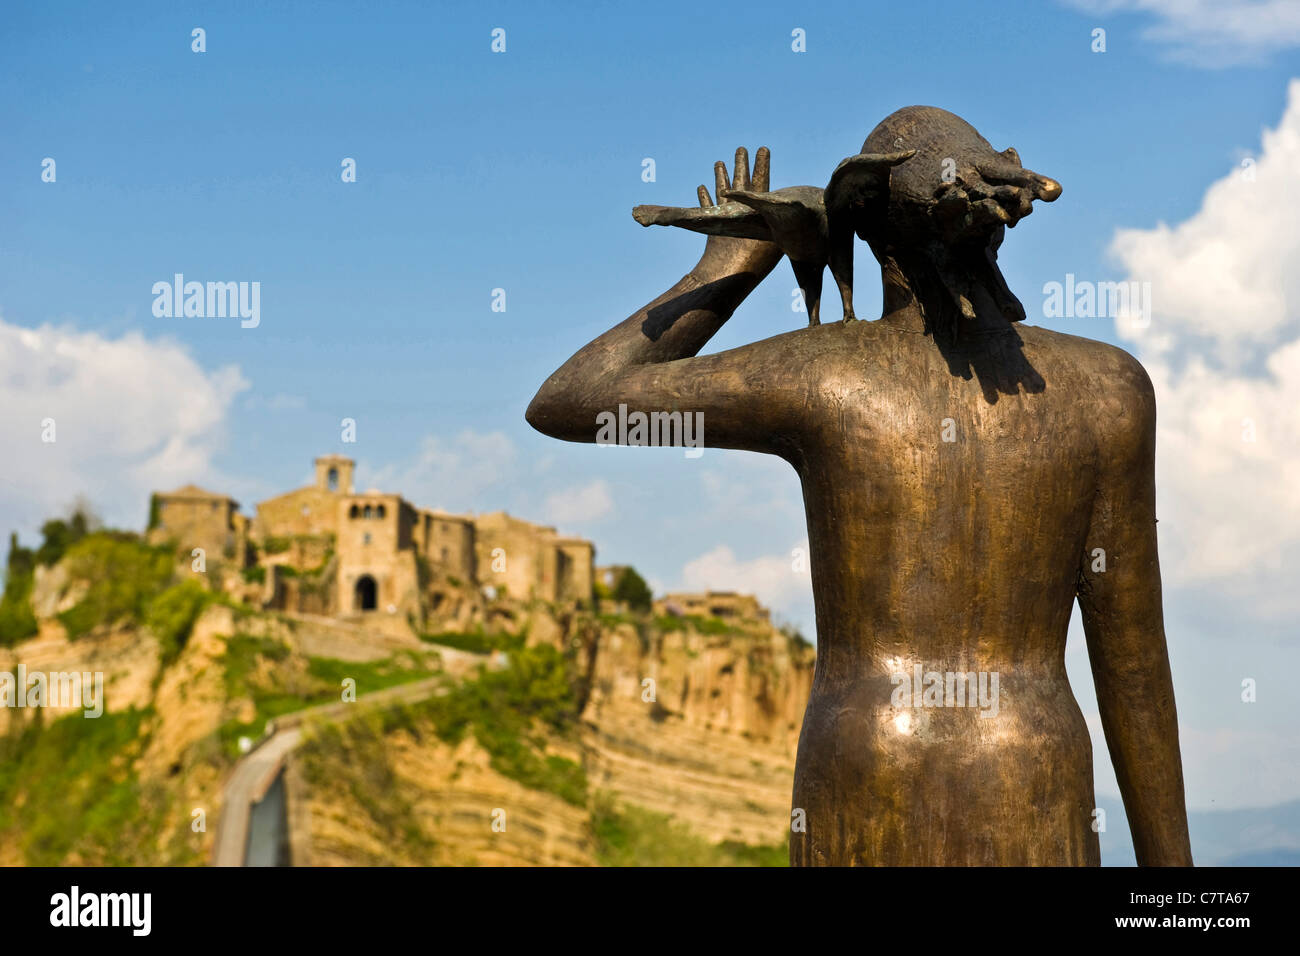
[525,382,571,440]
[525,388,553,436]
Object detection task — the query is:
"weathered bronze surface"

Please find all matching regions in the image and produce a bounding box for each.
[527,107,1193,866]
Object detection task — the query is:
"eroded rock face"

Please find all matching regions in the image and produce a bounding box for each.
[0,625,160,734]
[296,732,596,867]
[285,612,816,864]
[578,619,815,846]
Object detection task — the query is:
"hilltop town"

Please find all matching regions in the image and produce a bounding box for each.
[146,454,764,637]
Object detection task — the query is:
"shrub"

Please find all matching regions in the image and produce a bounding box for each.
[0,708,152,865]
[147,580,212,665]
[35,509,91,567]
[418,643,587,804]
[418,627,522,655]
[56,534,173,639]
[0,533,38,646]
[590,794,788,867]
[611,566,653,611]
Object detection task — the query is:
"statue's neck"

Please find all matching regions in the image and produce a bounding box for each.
[876,241,1025,341]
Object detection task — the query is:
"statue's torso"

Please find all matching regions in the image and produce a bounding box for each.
[786,320,1135,865]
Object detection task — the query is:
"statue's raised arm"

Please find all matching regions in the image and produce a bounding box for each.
[526,146,805,455]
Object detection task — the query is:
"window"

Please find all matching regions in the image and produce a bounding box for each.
[363,505,373,519]
[377,504,386,519]
[327,468,339,492]
[349,505,360,519]
[363,532,372,545]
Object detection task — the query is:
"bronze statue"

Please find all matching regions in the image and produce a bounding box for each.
[527,106,1193,866]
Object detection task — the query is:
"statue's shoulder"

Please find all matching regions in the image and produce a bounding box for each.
[1016,324,1154,399]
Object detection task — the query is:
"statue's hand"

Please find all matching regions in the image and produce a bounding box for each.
[696,146,780,272]
[631,147,782,281]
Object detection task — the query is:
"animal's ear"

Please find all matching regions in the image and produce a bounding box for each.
[823,150,914,322]
[632,202,773,241]
[824,149,916,238]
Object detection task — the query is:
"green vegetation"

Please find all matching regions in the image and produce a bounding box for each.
[654,613,745,636]
[35,509,92,567]
[413,643,588,805]
[611,566,653,611]
[0,533,39,646]
[590,795,788,867]
[241,565,266,584]
[418,626,523,655]
[218,635,437,754]
[262,535,291,555]
[56,532,173,639]
[222,633,292,696]
[306,653,436,695]
[1,511,100,646]
[778,621,812,651]
[0,708,155,865]
[297,713,437,861]
[147,580,212,666]
[291,642,591,859]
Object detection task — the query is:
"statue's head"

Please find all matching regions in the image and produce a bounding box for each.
[862,105,1061,249]
[823,106,1062,329]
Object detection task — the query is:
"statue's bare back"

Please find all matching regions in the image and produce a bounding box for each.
[782,319,1151,864]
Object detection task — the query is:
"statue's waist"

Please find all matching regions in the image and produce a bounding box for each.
[799,670,1090,744]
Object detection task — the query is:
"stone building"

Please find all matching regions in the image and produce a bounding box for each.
[474,511,595,605]
[149,455,596,626]
[148,484,248,566]
[655,591,770,624]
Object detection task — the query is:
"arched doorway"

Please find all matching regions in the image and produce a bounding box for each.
[354,575,377,611]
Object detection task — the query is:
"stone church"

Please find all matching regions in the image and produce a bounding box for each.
[148,455,595,624]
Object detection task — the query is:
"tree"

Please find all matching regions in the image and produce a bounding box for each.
[612,567,653,612]
[0,532,39,645]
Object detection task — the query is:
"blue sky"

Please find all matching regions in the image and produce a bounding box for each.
[3,0,1300,834]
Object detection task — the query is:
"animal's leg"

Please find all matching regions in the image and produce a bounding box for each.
[827,222,856,322]
[791,259,824,327]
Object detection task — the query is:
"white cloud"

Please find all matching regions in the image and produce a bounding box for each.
[544,479,613,527]
[0,316,248,538]
[679,543,812,613]
[357,430,518,514]
[1064,0,1300,66]
[1107,78,1300,620]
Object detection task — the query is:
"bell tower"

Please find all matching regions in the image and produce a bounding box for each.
[314,455,355,494]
